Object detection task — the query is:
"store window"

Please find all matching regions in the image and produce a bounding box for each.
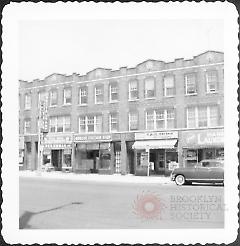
[164,75,175,97]
[109,82,118,102]
[144,77,155,98]
[146,109,175,130]
[186,105,219,128]
[185,73,197,95]
[49,90,57,106]
[63,87,72,105]
[78,115,102,133]
[109,113,118,132]
[79,86,88,105]
[206,70,218,93]
[49,116,71,133]
[24,119,31,134]
[24,94,31,110]
[95,85,104,104]
[129,80,138,100]
[129,111,138,130]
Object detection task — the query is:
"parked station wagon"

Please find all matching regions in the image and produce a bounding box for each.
[170,159,224,186]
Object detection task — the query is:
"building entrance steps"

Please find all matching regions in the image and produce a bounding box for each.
[19,170,172,184]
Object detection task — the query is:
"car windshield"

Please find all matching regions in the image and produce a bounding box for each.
[198,160,224,168]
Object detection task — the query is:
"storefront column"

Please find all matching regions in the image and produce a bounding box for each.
[120,139,127,175]
[72,143,76,171]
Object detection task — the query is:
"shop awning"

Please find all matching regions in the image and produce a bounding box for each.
[132,139,177,150]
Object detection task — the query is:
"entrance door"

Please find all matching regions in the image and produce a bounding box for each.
[157,150,165,175]
[51,150,63,171]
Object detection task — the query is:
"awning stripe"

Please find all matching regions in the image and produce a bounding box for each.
[132,139,177,150]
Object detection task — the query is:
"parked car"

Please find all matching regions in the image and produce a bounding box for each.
[170,159,224,186]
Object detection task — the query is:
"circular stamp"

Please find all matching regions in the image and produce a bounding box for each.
[132,191,166,220]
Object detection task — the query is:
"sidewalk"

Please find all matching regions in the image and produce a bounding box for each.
[19,170,172,184]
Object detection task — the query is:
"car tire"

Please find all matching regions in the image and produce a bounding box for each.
[175,175,185,186]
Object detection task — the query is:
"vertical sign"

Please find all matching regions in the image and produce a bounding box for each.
[39,97,49,133]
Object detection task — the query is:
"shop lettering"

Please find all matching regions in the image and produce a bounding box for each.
[135,131,178,140]
[197,134,224,145]
[75,135,111,142]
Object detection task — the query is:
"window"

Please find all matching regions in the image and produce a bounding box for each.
[186,105,219,128]
[109,113,118,132]
[24,94,31,109]
[49,90,57,106]
[144,77,155,98]
[185,74,197,95]
[206,70,217,93]
[95,85,104,104]
[24,119,31,134]
[78,115,102,133]
[164,76,175,96]
[49,116,71,133]
[129,111,138,130]
[63,88,72,105]
[38,91,47,107]
[129,80,138,100]
[79,87,88,105]
[146,109,175,130]
[109,83,118,102]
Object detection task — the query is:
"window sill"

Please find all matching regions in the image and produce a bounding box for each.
[78,104,88,106]
[206,91,218,95]
[109,101,119,104]
[95,102,104,105]
[164,95,175,98]
[144,97,156,100]
[24,108,31,111]
[128,99,139,102]
[63,103,72,106]
[49,105,58,108]
[185,93,198,96]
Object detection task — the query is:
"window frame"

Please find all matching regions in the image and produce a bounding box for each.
[164,75,175,97]
[109,82,119,102]
[78,115,103,133]
[206,70,218,93]
[144,77,156,99]
[79,86,88,105]
[128,111,139,131]
[95,84,104,104]
[109,112,118,132]
[128,80,139,101]
[49,90,58,107]
[24,94,31,110]
[49,116,71,133]
[63,87,72,105]
[24,119,31,134]
[185,73,197,95]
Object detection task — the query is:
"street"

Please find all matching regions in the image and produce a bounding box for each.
[19,176,224,229]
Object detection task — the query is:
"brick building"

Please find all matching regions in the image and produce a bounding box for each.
[19,50,224,175]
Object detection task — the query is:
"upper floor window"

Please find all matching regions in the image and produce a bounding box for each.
[38,91,47,108]
[49,116,71,133]
[109,82,118,102]
[63,88,72,105]
[164,75,175,97]
[129,80,138,100]
[129,111,138,131]
[24,119,31,134]
[144,77,155,98]
[186,105,219,128]
[79,86,88,105]
[24,94,31,110]
[109,113,118,132]
[79,115,102,133]
[146,109,175,130]
[206,70,218,93]
[95,85,104,104]
[49,90,58,106]
[185,73,197,95]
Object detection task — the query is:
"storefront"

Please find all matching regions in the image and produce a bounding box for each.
[19,136,25,170]
[43,134,73,171]
[132,131,178,176]
[181,128,224,167]
[74,133,114,174]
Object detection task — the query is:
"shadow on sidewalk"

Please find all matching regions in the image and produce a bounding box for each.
[19,202,83,229]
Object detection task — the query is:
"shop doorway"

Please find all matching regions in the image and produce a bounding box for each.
[51,150,63,171]
[86,150,99,172]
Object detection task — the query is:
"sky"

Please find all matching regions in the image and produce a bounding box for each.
[18,19,224,81]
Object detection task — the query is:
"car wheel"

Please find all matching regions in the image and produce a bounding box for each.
[175,175,185,186]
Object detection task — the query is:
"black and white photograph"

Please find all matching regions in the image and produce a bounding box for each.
[2,2,239,245]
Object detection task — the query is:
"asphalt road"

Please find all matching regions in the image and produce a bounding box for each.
[19,177,224,229]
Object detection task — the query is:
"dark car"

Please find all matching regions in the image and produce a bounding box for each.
[170,159,224,186]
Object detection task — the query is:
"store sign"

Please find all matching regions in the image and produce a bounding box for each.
[44,143,72,149]
[39,100,49,133]
[74,133,112,142]
[182,129,224,147]
[44,134,72,144]
[135,131,178,140]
